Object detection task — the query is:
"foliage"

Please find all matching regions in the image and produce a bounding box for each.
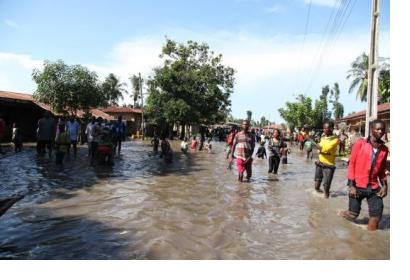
[347,53,390,103]
[145,39,235,129]
[129,74,142,107]
[278,94,313,130]
[101,73,127,106]
[32,60,104,115]
[329,82,344,120]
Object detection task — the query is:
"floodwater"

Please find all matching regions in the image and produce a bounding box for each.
[0,141,389,259]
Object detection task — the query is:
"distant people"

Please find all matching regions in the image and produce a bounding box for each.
[338,129,348,155]
[97,126,114,165]
[160,136,173,163]
[37,112,56,158]
[151,136,160,153]
[205,138,212,153]
[180,137,189,154]
[66,116,80,157]
[281,142,289,164]
[340,120,389,231]
[298,127,307,150]
[349,127,362,149]
[55,124,70,165]
[113,115,126,155]
[225,127,235,159]
[231,120,255,182]
[12,123,23,153]
[0,113,5,154]
[256,141,267,159]
[90,117,103,165]
[304,137,313,159]
[190,136,198,150]
[267,129,286,174]
[85,117,96,157]
[307,121,339,198]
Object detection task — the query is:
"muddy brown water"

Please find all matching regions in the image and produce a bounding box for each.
[0,141,389,259]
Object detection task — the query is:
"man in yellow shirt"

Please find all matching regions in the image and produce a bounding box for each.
[307,121,339,198]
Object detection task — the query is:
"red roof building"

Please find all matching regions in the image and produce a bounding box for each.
[340,103,390,133]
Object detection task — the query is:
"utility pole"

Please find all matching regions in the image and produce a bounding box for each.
[139,72,145,140]
[365,0,380,137]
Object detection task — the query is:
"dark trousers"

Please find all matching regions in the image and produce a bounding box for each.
[349,186,383,218]
[56,151,65,165]
[314,162,336,192]
[268,155,280,173]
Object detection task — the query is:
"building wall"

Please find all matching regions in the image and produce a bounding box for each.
[0,99,47,142]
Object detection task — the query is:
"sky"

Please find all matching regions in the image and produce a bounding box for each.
[0,0,390,123]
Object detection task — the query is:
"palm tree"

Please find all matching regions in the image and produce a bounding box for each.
[129,74,141,108]
[347,53,390,103]
[102,73,127,106]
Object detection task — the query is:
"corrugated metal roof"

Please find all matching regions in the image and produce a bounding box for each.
[342,103,390,121]
[100,106,143,114]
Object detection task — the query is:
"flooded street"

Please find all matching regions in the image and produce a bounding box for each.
[0,141,389,259]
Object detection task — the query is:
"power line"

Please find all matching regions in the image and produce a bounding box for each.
[296,0,312,80]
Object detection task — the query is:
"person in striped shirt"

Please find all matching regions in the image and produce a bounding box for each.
[231,120,255,182]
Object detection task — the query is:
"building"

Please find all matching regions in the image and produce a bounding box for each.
[100,106,143,136]
[340,103,390,135]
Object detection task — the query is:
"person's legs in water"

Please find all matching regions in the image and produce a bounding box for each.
[245,158,252,181]
[314,164,324,193]
[322,166,335,198]
[268,155,274,173]
[71,140,77,158]
[117,139,122,154]
[273,156,280,174]
[47,140,52,159]
[236,159,245,182]
[367,188,384,231]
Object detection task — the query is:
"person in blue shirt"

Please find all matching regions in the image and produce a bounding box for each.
[113,115,126,155]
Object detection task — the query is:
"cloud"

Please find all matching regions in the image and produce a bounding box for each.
[266,4,283,14]
[4,19,19,29]
[304,0,339,8]
[0,28,390,120]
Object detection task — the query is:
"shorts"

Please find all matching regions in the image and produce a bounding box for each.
[348,186,384,218]
[315,161,336,188]
[38,140,52,151]
[236,158,252,175]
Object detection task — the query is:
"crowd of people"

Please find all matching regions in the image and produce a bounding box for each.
[33,112,127,166]
[0,111,390,231]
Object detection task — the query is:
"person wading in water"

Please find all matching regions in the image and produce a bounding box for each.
[267,129,286,174]
[306,121,339,198]
[339,120,389,231]
[230,120,255,182]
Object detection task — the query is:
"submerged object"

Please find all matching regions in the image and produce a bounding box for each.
[0,195,24,218]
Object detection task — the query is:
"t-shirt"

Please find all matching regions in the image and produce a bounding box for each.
[181,141,188,150]
[38,117,56,141]
[55,132,70,153]
[91,123,103,143]
[318,135,339,166]
[233,131,255,160]
[66,121,80,141]
[85,122,94,143]
[304,140,312,150]
[191,140,198,149]
[268,138,286,157]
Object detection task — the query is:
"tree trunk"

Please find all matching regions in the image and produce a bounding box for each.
[180,122,186,140]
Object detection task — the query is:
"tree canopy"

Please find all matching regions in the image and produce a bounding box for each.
[145,39,235,130]
[32,60,104,115]
[101,73,127,106]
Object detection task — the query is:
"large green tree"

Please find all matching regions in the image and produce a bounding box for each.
[102,73,127,106]
[330,82,344,120]
[32,60,104,115]
[145,39,235,136]
[347,53,390,103]
[278,94,313,130]
[129,74,142,108]
[312,86,332,128]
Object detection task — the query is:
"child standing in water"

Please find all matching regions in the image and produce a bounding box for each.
[256,141,267,159]
[55,124,70,165]
[304,138,313,159]
[180,137,189,154]
[151,136,159,153]
[160,136,173,163]
[205,138,212,153]
[12,123,23,152]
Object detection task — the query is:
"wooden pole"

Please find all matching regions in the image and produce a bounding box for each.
[365,0,380,137]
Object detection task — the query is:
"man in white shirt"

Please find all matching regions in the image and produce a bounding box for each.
[66,116,80,157]
[85,117,96,157]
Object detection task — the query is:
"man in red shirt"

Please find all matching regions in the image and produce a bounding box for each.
[340,120,389,231]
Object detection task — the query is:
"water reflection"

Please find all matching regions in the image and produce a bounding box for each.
[0,141,389,259]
